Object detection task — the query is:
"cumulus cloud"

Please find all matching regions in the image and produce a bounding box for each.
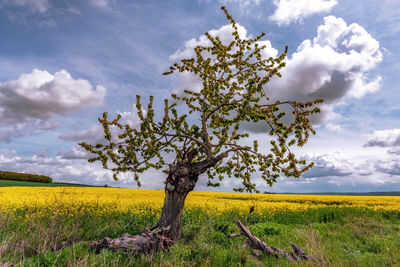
[169,23,278,61]
[375,156,400,176]
[364,129,400,148]
[248,15,381,128]
[269,0,338,26]
[0,69,106,142]
[1,0,51,13]
[301,152,353,178]
[118,104,144,128]
[388,148,400,156]
[361,129,400,178]
[267,16,382,103]
[169,16,382,130]
[0,69,106,124]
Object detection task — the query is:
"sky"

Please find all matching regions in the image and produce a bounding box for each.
[0,0,399,193]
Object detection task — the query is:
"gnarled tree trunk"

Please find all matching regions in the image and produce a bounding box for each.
[89,150,220,254]
[155,149,220,240]
[158,161,199,240]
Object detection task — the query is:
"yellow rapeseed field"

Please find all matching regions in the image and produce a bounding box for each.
[1,187,400,217]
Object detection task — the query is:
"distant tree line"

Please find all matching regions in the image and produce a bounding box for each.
[0,170,53,183]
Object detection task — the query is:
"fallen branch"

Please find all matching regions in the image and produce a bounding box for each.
[88,226,173,255]
[235,220,315,262]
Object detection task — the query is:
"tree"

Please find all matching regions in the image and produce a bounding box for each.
[80,6,322,253]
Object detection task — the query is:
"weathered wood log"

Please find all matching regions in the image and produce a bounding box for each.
[235,220,316,262]
[88,227,173,255]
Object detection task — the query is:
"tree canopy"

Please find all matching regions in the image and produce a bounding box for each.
[80,6,322,193]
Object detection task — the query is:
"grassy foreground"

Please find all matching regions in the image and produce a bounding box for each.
[1,188,400,266]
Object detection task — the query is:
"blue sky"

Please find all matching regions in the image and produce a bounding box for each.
[0,0,399,193]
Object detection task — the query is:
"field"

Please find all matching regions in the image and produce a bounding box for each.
[1,187,400,266]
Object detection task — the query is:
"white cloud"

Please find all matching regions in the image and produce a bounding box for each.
[169,23,274,61]
[0,69,106,142]
[375,155,400,176]
[269,0,338,26]
[301,152,353,178]
[388,148,400,156]
[2,0,51,13]
[325,123,342,132]
[361,129,400,179]
[364,129,400,147]
[0,69,106,125]
[265,16,382,124]
[118,104,144,128]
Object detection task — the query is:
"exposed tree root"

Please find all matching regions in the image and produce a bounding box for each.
[88,226,173,255]
[235,220,316,262]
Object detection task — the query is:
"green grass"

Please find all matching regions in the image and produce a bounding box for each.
[1,206,400,266]
[0,179,98,187]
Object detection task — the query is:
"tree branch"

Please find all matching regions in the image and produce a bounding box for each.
[205,102,236,120]
[162,133,208,151]
[202,107,213,159]
[235,220,316,262]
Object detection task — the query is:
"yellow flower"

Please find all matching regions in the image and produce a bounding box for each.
[0,187,399,217]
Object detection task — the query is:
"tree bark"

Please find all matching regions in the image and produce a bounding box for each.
[158,161,199,240]
[157,149,221,240]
